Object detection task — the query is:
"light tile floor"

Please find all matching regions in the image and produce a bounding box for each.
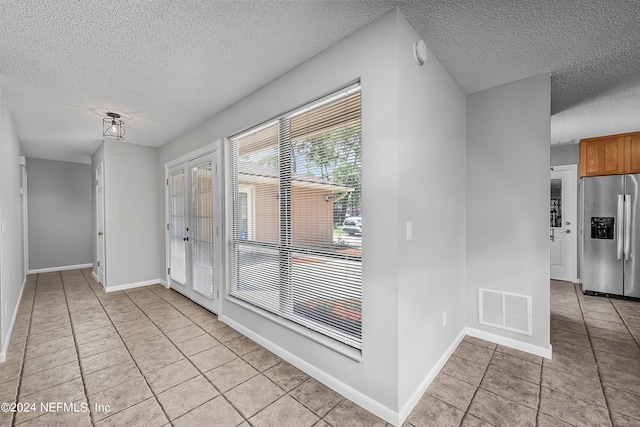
[0,271,639,426]
[407,280,640,427]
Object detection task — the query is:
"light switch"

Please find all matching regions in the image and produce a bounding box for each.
[406,221,412,241]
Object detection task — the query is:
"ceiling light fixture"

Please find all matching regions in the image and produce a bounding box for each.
[103,112,125,140]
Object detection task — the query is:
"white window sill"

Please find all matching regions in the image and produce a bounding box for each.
[224,295,363,362]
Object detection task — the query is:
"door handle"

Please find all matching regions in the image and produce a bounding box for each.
[183,236,189,242]
[617,195,624,260]
[564,229,571,234]
[98,232,103,236]
[625,194,631,261]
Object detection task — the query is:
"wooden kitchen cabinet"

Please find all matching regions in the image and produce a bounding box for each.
[624,133,640,174]
[580,132,640,177]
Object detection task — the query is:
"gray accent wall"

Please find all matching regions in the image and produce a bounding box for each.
[466,74,551,351]
[27,158,92,270]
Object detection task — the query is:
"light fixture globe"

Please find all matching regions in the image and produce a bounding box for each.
[103,112,126,140]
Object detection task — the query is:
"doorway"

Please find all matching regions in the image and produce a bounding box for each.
[166,146,221,313]
[550,164,578,282]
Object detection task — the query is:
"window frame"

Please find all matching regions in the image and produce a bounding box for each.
[227,82,363,351]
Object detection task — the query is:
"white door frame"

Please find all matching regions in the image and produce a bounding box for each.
[550,164,578,282]
[20,158,28,276]
[165,141,222,314]
[96,162,106,286]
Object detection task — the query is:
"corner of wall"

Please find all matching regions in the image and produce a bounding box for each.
[465,73,551,351]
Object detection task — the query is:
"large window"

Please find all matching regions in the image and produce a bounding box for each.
[229,83,363,349]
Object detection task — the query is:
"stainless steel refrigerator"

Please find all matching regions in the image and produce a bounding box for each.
[582,174,640,298]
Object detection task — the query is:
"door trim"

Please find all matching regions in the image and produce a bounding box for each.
[164,140,222,313]
[96,162,106,286]
[550,163,578,282]
[20,159,28,276]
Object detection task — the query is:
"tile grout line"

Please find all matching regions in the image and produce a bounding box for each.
[78,269,174,425]
[608,300,640,349]
[145,286,294,425]
[121,286,254,425]
[572,282,615,427]
[534,353,544,427]
[59,270,97,426]
[14,273,83,426]
[10,274,37,427]
[456,344,496,427]
[146,285,348,426]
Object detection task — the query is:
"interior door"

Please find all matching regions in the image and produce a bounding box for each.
[550,165,578,281]
[96,162,106,284]
[167,152,220,312]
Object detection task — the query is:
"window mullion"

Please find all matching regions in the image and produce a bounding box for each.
[278,118,293,314]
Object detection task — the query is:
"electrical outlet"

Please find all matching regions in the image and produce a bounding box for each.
[443,310,447,327]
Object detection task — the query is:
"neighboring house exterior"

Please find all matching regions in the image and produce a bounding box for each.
[238,160,355,248]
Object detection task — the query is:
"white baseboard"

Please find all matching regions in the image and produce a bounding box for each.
[465,327,553,359]
[28,263,92,274]
[221,315,399,425]
[398,328,466,425]
[1,277,27,363]
[105,279,166,293]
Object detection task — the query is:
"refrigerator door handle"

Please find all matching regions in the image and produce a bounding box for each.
[625,194,632,261]
[617,194,624,260]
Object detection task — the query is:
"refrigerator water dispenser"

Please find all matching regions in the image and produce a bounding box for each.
[591,217,614,239]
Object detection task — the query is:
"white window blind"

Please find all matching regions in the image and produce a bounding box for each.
[169,171,187,285]
[192,162,214,299]
[230,84,363,349]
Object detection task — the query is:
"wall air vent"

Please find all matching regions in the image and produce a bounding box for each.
[479,288,532,336]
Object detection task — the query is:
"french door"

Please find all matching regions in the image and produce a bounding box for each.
[167,151,221,312]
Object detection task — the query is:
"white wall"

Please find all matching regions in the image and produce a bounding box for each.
[0,86,26,360]
[92,141,161,288]
[26,158,92,271]
[550,144,579,167]
[157,9,468,425]
[158,8,401,417]
[395,13,467,412]
[466,74,551,353]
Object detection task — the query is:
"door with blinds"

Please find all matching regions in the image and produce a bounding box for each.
[167,151,220,312]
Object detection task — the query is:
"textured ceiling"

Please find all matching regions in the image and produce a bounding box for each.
[1,1,639,163]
